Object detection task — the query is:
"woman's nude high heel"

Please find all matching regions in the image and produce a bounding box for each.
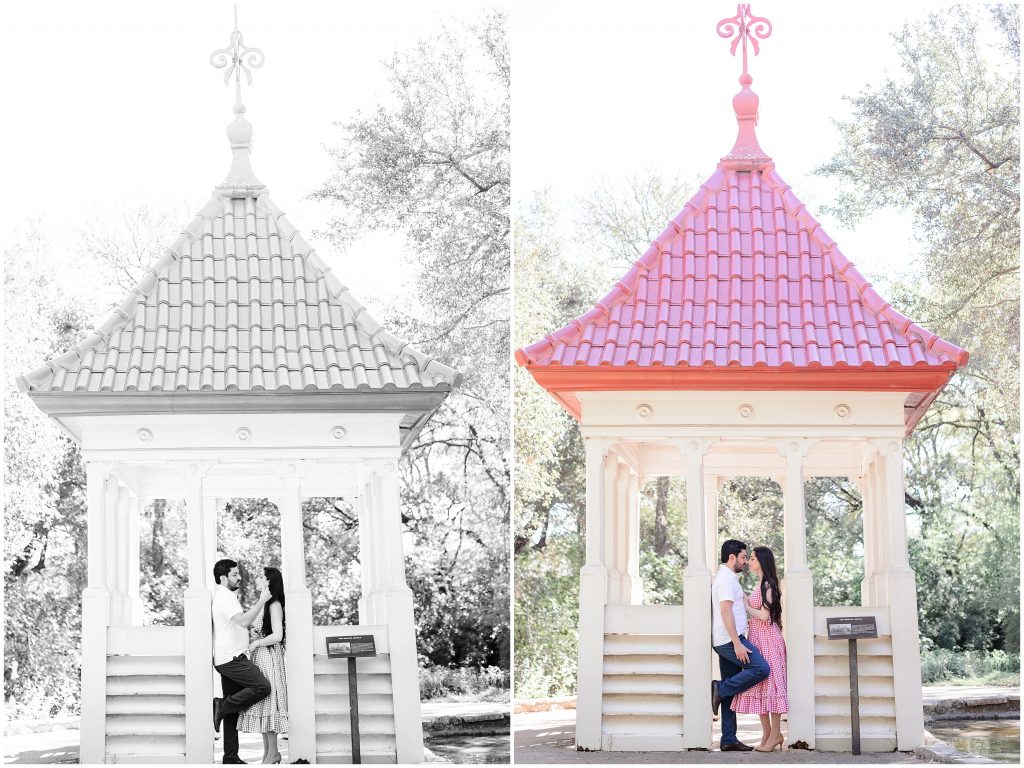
[754,734,784,752]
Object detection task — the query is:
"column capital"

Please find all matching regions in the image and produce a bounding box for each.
[583,435,615,458]
[769,437,817,459]
[181,459,216,481]
[870,437,904,457]
[670,437,717,458]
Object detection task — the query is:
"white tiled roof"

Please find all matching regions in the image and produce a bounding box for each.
[18,192,461,395]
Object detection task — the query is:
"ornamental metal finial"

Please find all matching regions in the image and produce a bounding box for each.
[716,4,772,79]
[209,5,265,108]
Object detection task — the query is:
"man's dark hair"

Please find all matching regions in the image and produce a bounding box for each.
[720,539,747,564]
[213,559,237,585]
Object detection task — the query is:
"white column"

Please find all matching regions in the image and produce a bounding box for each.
[779,439,815,748]
[183,463,213,764]
[104,477,126,625]
[370,458,425,764]
[704,476,720,576]
[607,458,631,604]
[875,439,925,749]
[80,461,113,764]
[126,489,142,625]
[870,454,891,605]
[626,470,643,604]
[679,438,713,749]
[355,476,373,623]
[203,497,219,595]
[576,437,612,750]
[280,463,318,762]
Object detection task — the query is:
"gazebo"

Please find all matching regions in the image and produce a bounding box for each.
[17,17,458,765]
[516,7,967,754]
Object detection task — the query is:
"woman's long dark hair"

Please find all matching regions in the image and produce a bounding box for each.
[261,567,286,643]
[754,546,783,629]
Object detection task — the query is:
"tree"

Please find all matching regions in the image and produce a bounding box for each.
[313,11,510,671]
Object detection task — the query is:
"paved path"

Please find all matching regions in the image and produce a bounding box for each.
[513,709,929,764]
[3,701,509,764]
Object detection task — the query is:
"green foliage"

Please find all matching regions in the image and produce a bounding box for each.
[419,664,509,702]
[920,649,1021,685]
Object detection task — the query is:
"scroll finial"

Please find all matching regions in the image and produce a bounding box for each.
[717,5,773,171]
[209,5,265,109]
[716,4,772,81]
[210,6,265,194]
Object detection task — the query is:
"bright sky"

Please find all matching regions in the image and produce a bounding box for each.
[510,0,966,281]
[2,0,491,319]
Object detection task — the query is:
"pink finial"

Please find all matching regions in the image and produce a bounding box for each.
[717,4,773,171]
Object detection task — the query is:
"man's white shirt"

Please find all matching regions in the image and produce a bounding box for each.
[212,585,250,665]
[711,563,748,647]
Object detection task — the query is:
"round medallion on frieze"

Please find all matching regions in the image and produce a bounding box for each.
[834,404,852,419]
[136,428,153,442]
[385,461,397,472]
[737,404,755,419]
[330,426,347,440]
[236,427,252,442]
[636,403,654,419]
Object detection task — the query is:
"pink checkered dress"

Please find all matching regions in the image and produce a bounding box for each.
[731,588,788,714]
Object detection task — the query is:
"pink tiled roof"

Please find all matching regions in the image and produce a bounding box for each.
[516,164,968,372]
[18,192,460,394]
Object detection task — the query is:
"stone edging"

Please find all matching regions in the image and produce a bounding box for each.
[514,696,576,713]
[915,731,999,764]
[924,692,1019,721]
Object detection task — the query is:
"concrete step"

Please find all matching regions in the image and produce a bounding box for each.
[603,674,685,696]
[106,675,186,696]
[316,752,397,764]
[601,713,683,736]
[314,655,391,676]
[106,694,186,715]
[106,755,186,764]
[602,694,684,717]
[815,655,893,678]
[314,673,394,695]
[603,654,685,676]
[815,695,897,718]
[602,733,685,751]
[814,675,895,698]
[314,713,396,736]
[603,634,684,656]
[815,715,899,737]
[314,733,398,754]
[106,655,185,677]
[314,693,395,716]
[105,714,186,736]
[815,735,898,753]
[105,733,186,756]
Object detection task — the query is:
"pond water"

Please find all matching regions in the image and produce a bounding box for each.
[425,734,511,764]
[928,719,1020,764]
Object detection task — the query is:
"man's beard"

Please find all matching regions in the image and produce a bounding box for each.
[228,582,240,591]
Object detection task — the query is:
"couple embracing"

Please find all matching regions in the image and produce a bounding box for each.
[211,559,289,764]
[711,539,788,753]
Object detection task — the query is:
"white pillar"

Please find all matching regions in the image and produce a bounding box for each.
[704,475,720,576]
[183,462,214,764]
[870,454,891,605]
[370,458,425,764]
[779,439,815,748]
[355,479,373,623]
[80,461,113,764]
[679,439,713,749]
[576,437,612,750]
[875,439,925,750]
[607,459,631,604]
[856,472,875,606]
[203,497,219,595]
[626,470,643,604]
[126,489,142,625]
[280,463,318,762]
[104,477,126,625]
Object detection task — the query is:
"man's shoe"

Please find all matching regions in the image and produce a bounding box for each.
[213,697,224,733]
[711,680,721,715]
[721,742,755,752]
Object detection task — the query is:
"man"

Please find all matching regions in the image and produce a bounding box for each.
[211,559,272,764]
[711,539,770,752]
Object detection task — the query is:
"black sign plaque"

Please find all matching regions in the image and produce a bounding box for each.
[826,616,878,640]
[325,634,377,658]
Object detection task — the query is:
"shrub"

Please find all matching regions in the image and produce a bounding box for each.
[419,664,510,702]
[920,648,1020,685]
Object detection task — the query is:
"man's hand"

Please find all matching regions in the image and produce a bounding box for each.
[259,588,271,603]
[733,639,750,664]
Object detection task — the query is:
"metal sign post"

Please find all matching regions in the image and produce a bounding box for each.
[326,635,378,764]
[826,616,878,756]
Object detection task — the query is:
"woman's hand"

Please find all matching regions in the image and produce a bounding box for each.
[247,640,259,654]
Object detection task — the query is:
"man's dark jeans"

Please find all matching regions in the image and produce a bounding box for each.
[215,653,271,762]
[712,635,770,746]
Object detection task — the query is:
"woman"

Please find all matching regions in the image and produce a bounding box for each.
[238,567,289,763]
[730,546,788,752]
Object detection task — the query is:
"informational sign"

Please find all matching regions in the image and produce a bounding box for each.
[825,615,878,755]
[324,635,378,764]
[325,634,377,658]
[826,616,878,640]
